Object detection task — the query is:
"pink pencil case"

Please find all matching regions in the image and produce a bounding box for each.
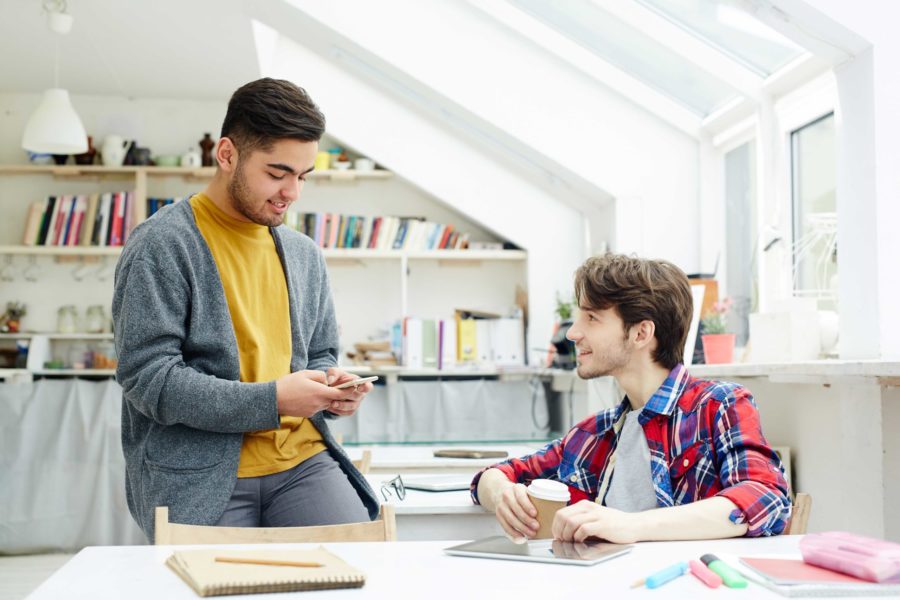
[800,531,900,583]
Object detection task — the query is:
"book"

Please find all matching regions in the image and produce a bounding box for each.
[79,194,99,246]
[166,547,365,597]
[490,317,525,366]
[21,200,46,245]
[457,317,477,363]
[37,196,56,245]
[403,317,424,368]
[421,318,438,369]
[740,557,900,597]
[439,318,457,370]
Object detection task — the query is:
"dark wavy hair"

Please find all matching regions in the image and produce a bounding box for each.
[574,253,693,369]
[221,78,325,154]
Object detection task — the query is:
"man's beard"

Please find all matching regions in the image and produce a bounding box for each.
[227,162,285,227]
[576,337,631,379]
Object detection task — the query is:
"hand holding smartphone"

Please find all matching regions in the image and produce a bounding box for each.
[331,375,379,389]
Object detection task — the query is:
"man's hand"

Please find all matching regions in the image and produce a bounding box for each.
[551,500,639,544]
[275,369,371,418]
[323,367,374,417]
[477,469,539,541]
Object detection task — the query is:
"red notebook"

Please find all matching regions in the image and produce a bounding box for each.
[740,557,900,597]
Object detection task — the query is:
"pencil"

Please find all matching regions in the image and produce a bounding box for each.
[215,557,324,568]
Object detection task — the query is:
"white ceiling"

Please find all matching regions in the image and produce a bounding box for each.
[0,0,259,100]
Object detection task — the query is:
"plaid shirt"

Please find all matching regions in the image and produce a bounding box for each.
[471,364,791,537]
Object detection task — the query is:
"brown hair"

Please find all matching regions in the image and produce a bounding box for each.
[221,78,325,154]
[574,253,693,369]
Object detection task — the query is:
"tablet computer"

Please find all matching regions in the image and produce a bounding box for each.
[403,474,472,492]
[444,536,633,566]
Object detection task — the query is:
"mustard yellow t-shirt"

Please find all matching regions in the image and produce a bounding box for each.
[190,193,325,478]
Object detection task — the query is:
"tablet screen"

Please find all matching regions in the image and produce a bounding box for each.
[444,536,633,566]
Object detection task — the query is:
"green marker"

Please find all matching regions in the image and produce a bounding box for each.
[700,553,748,589]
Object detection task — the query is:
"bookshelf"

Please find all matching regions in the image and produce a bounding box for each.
[0,162,528,376]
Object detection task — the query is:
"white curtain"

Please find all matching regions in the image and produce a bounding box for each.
[328,377,550,443]
[0,379,145,553]
[1,376,551,551]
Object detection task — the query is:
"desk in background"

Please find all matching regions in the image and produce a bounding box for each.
[364,473,503,541]
[348,443,537,540]
[29,536,821,599]
[345,442,544,473]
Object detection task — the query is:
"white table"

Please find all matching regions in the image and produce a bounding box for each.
[346,443,544,473]
[364,474,503,541]
[31,536,876,599]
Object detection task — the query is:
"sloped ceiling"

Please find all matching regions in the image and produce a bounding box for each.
[0,0,258,100]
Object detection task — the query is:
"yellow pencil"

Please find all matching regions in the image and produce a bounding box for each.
[215,557,324,568]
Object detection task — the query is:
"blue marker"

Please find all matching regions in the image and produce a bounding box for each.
[631,561,690,589]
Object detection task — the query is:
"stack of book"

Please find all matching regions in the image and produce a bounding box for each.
[21,192,136,247]
[284,212,470,251]
[396,313,525,370]
[147,196,189,217]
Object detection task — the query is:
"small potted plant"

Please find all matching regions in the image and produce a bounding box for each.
[700,297,735,364]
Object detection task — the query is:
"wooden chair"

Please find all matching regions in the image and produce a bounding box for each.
[333,434,371,475]
[787,492,812,535]
[154,504,396,545]
[351,450,372,474]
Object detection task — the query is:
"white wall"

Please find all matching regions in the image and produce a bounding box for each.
[0,93,515,353]
[261,0,700,269]
[765,0,900,359]
[260,28,584,361]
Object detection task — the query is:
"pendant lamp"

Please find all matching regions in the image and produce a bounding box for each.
[21,1,87,155]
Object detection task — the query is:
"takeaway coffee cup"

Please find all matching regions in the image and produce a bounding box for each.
[526,479,570,539]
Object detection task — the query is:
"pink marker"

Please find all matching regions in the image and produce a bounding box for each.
[689,559,723,588]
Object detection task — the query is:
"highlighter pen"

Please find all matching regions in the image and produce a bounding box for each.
[700,553,748,589]
[689,559,722,588]
[630,561,689,589]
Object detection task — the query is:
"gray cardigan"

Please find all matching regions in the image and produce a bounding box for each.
[112,199,379,541]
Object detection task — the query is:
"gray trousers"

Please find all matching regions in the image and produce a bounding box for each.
[215,450,371,527]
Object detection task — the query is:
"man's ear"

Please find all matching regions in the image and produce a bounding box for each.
[632,320,656,348]
[216,137,238,172]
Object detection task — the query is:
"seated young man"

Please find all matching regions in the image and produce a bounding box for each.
[472,253,790,543]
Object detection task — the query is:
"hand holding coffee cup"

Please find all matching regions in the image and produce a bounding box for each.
[526,479,571,539]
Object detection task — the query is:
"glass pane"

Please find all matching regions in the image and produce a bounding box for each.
[724,141,756,347]
[791,113,836,310]
[637,0,805,75]
[512,0,739,115]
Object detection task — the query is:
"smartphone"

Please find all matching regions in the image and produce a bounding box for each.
[332,375,379,389]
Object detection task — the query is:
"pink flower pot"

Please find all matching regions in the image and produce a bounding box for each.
[702,333,735,364]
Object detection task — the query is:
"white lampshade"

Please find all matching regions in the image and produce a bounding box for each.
[21,88,88,154]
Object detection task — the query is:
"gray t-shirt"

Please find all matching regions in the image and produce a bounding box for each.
[603,410,658,512]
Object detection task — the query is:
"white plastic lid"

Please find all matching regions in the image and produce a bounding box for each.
[526,478,570,502]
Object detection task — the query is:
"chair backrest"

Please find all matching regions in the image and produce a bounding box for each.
[787,492,812,535]
[154,504,396,545]
[351,450,372,474]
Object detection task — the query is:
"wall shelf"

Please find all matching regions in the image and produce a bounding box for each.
[0,332,114,340]
[0,245,122,256]
[0,165,392,181]
[32,369,116,377]
[0,245,525,261]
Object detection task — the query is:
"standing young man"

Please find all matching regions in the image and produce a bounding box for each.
[113,78,379,541]
[473,253,790,543]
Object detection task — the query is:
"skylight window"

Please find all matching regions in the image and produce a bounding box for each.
[636,0,805,76]
[511,0,740,116]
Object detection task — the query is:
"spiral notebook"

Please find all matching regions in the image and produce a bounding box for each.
[166,547,365,597]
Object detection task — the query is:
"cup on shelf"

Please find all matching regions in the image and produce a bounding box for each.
[315,151,331,171]
[354,158,375,171]
[57,305,78,334]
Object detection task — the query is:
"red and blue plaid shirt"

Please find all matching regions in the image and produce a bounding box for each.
[471,364,791,537]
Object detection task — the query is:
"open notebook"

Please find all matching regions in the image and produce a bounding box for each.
[166,547,365,597]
